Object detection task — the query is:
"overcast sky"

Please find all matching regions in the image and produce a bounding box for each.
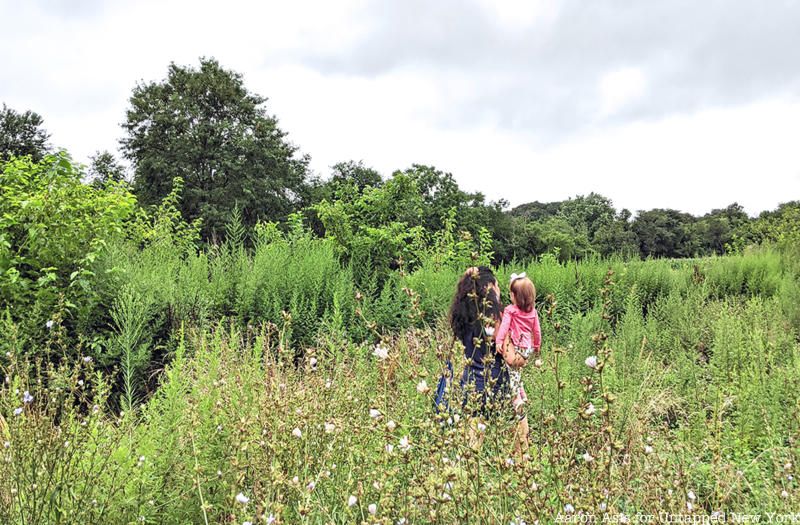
[2,0,799,216]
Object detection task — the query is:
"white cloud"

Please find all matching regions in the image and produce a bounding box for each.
[598,67,647,117]
[2,0,798,217]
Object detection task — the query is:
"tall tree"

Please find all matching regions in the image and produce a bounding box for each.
[89,150,126,188]
[0,104,50,162]
[121,58,309,240]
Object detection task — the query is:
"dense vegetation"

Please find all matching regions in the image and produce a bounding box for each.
[1,57,800,522]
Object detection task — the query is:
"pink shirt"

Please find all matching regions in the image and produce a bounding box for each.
[496,304,541,351]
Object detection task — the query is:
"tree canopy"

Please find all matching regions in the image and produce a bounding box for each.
[0,104,50,162]
[121,58,309,240]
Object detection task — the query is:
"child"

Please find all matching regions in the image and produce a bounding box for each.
[495,272,541,411]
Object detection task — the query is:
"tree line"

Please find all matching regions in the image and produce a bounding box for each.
[2,58,796,266]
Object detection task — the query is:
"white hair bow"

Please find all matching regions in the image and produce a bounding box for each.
[510,272,526,283]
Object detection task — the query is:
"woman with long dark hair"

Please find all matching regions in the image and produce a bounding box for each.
[434,266,510,413]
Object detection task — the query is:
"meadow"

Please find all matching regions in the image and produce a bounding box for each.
[2,227,799,523]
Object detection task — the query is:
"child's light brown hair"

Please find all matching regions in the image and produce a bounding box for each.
[510,277,536,312]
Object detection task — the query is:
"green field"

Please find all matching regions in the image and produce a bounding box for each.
[2,234,799,523]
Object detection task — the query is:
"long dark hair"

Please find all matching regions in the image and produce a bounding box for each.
[449,266,501,339]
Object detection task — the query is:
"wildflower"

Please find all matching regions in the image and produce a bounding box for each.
[309,357,318,369]
[687,502,694,512]
[46,320,54,329]
[477,422,487,432]
[785,462,793,470]
[782,490,790,499]
[441,492,452,501]
[369,408,381,419]
[292,476,299,484]
[13,407,23,416]
[244,522,252,525]
[307,481,315,491]
[644,445,654,455]
[78,380,84,387]
[398,436,411,452]
[83,356,93,363]
[484,326,495,337]
[368,503,377,515]
[385,444,394,453]
[348,495,357,507]
[687,490,696,501]
[505,457,515,467]
[620,514,630,524]
[564,503,575,513]
[453,414,460,423]
[266,515,276,524]
[416,380,430,394]
[398,518,408,525]
[92,405,100,413]
[585,356,598,369]
[325,379,332,389]
[292,427,302,439]
[599,502,607,512]
[583,452,594,463]
[235,493,249,504]
[534,358,543,368]
[373,344,389,361]
[22,391,33,404]
[386,420,397,431]
[373,481,382,490]
[3,441,9,448]
[584,403,595,416]
[324,422,335,433]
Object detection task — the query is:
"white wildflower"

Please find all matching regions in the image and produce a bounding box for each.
[309,356,317,369]
[687,502,694,512]
[398,436,411,452]
[416,380,430,394]
[644,445,654,455]
[477,422,487,432]
[3,441,10,448]
[584,403,595,416]
[564,503,575,513]
[687,490,696,501]
[385,444,394,453]
[534,358,543,368]
[324,422,335,433]
[13,407,23,416]
[307,481,315,491]
[369,408,381,419]
[22,391,33,404]
[292,476,299,484]
[83,356,92,363]
[235,493,249,504]
[325,379,332,389]
[46,320,54,330]
[373,344,389,360]
[484,326,495,337]
[266,515,276,524]
[585,355,598,369]
[243,522,252,525]
[78,380,84,386]
[781,490,789,499]
[620,514,630,524]
[348,495,357,507]
[386,420,397,431]
[599,502,607,512]
[397,518,408,525]
[582,452,594,463]
[368,503,377,515]
[292,427,302,439]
